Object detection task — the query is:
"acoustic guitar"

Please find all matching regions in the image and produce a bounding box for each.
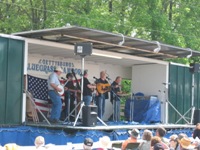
[96,83,111,94]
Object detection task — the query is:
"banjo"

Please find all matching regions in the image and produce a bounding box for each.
[57,79,69,96]
[57,85,64,95]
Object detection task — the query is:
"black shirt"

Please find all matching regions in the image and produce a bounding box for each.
[193,129,200,139]
[111,81,120,94]
[65,80,75,90]
[111,81,120,101]
[82,77,92,96]
[65,80,76,96]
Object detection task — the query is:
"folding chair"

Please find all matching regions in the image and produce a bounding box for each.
[25,90,51,125]
[112,141,123,149]
[125,142,140,150]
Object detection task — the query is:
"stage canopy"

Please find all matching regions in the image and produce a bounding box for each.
[13,26,200,60]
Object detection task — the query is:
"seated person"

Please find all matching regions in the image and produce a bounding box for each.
[154,143,164,150]
[179,137,196,150]
[83,138,93,150]
[97,136,113,150]
[168,134,178,150]
[138,129,152,150]
[151,136,168,150]
[193,123,200,139]
[34,136,46,150]
[121,128,140,150]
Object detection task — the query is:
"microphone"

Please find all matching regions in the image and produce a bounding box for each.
[93,76,98,80]
[106,76,111,80]
[61,77,66,80]
[162,82,170,85]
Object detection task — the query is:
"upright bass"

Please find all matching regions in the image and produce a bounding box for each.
[71,69,81,111]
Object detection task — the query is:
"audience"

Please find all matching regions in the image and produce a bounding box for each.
[2,126,200,150]
[193,123,200,139]
[2,143,19,150]
[156,127,168,144]
[151,136,162,148]
[121,128,140,150]
[34,136,46,150]
[98,136,113,150]
[156,127,169,149]
[138,129,152,150]
[83,138,93,150]
[154,143,164,150]
[176,133,188,150]
[169,134,179,150]
[178,137,195,150]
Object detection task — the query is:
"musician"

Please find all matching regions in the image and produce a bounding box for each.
[47,66,63,123]
[111,76,122,121]
[96,71,109,119]
[82,70,96,106]
[64,73,80,120]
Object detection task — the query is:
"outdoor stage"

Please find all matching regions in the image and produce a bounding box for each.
[0,120,195,147]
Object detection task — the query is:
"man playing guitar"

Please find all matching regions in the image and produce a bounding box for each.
[47,66,63,123]
[95,71,109,119]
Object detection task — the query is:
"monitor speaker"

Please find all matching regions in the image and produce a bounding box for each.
[82,105,97,126]
[190,63,200,73]
[193,109,200,125]
[74,42,92,56]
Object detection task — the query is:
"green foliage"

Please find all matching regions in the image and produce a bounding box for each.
[0,0,199,65]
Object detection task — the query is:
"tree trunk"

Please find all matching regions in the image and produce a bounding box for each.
[109,0,112,12]
[42,0,47,28]
[169,0,173,21]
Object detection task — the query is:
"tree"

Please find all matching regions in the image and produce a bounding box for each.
[0,0,199,64]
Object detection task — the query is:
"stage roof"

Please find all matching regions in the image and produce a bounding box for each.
[13,26,200,60]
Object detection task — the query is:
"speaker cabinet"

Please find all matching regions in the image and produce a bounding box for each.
[82,105,97,126]
[193,109,200,125]
[74,42,92,56]
[190,63,200,73]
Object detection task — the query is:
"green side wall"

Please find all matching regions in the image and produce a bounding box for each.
[169,64,200,124]
[0,36,24,125]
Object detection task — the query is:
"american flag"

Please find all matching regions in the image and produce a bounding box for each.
[27,75,51,112]
[27,75,79,112]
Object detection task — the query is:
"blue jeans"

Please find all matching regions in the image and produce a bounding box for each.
[48,91,62,121]
[113,98,120,121]
[96,94,105,119]
[83,95,92,106]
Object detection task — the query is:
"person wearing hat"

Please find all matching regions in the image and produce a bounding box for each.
[98,136,112,150]
[47,66,63,123]
[81,70,96,106]
[121,128,140,150]
[83,138,93,150]
[178,137,196,150]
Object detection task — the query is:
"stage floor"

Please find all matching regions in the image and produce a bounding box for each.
[26,121,195,131]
